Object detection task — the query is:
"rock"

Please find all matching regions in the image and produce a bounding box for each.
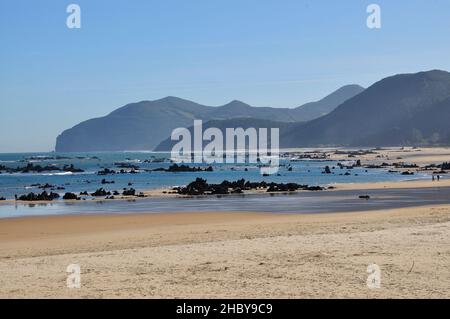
[122,188,136,196]
[231,188,243,194]
[91,188,111,197]
[79,191,89,196]
[153,164,214,173]
[38,183,55,189]
[114,162,140,170]
[62,164,84,173]
[359,195,370,200]
[175,178,323,196]
[323,166,332,174]
[101,179,115,184]
[63,192,80,200]
[17,191,60,201]
[97,168,116,175]
[0,197,6,201]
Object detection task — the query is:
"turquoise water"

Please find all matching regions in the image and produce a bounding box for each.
[0,151,425,200]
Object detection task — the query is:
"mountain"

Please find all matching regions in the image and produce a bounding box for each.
[290,84,365,121]
[55,85,361,152]
[155,118,296,151]
[55,97,211,152]
[281,70,450,147]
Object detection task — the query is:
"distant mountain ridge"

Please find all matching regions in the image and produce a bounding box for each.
[154,118,295,151]
[55,85,363,152]
[281,70,450,147]
[56,70,450,152]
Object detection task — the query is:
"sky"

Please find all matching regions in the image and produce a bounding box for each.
[1,0,450,152]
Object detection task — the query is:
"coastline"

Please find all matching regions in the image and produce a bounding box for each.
[0,147,449,298]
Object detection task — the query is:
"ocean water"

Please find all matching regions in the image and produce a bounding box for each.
[0,151,426,201]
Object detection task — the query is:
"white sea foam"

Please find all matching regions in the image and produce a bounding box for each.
[41,172,73,176]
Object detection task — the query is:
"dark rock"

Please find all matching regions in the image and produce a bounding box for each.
[175,178,323,196]
[114,162,140,170]
[153,164,214,173]
[91,188,111,197]
[63,164,84,173]
[359,195,370,200]
[97,168,116,175]
[18,191,60,201]
[63,192,79,200]
[122,188,136,196]
[38,183,55,189]
[323,166,332,174]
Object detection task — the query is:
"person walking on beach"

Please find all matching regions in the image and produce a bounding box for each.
[437,175,440,181]
[432,175,435,181]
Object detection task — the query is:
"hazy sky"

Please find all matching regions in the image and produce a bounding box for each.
[1,0,450,152]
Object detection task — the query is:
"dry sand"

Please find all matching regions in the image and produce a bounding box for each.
[0,204,449,298]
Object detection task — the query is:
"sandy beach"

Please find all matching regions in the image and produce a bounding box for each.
[1,200,449,298]
[0,147,449,298]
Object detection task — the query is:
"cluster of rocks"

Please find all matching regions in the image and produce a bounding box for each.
[24,155,72,161]
[27,183,66,191]
[153,164,214,173]
[114,162,140,170]
[143,157,170,163]
[97,168,139,175]
[0,163,84,174]
[17,191,60,201]
[334,150,377,157]
[282,152,329,160]
[174,178,323,196]
[91,188,111,197]
[393,162,418,169]
[0,197,5,201]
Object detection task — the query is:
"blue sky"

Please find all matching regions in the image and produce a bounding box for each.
[1,0,450,152]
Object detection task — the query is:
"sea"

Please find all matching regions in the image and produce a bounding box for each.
[0,151,429,218]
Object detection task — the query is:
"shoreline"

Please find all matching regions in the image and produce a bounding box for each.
[0,175,446,210]
[1,146,448,206]
[1,146,449,298]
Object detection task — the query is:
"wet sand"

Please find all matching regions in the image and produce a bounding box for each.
[1,181,450,218]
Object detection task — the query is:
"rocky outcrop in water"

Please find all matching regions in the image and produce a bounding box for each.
[153,164,213,173]
[91,188,111,197]
[122,188,136,196]
[0,163,84,174]
[63,192,80,200]
[17,191,60,201]
[175,178,324,196]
